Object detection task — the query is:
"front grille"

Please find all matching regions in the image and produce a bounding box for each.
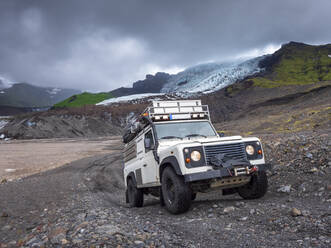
[204,142,247,165]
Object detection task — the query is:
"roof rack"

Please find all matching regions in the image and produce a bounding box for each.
[123,100,209,144]
[142,100,210,121]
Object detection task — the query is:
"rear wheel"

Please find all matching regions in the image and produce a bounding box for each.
[161,167,192,214]
[238,171,268,199]
[127,178,143,207]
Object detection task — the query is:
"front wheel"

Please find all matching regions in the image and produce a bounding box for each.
[127,178,144,207]
[237,171,268,199]
[161,167,192,214]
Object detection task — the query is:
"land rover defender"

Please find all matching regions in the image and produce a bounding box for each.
[123,100,268,214]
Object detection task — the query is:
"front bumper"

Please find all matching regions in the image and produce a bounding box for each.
[184,164,268,183]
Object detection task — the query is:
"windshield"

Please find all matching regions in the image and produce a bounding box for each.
[154,121,217,140]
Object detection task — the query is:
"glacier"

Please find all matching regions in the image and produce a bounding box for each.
[161,56,263,94]
[0,118,9,130]
[97,93,165,105]
[95,56,264,105]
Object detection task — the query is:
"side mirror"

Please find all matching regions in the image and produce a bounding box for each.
[144,138,154,150]
[217,131,225,137]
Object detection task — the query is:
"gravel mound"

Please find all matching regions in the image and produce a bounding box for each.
[1,114,122,139]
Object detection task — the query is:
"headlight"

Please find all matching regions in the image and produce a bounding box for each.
[245,145,255,155]
[190,151,201,161]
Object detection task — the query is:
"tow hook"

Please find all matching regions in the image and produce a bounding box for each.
[249,166,258,173]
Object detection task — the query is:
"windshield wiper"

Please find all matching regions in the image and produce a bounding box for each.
[160,136,183,140]
[185,134,207,138]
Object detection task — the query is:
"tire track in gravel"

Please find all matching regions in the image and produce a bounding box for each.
[81,152,162,208]
[81,153,127,207]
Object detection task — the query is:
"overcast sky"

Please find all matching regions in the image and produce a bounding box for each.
[0,0,331,92]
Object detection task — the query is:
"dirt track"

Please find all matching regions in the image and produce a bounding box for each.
[0,137,121,181]
[0,131,330,247]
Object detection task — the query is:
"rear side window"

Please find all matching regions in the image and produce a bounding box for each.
[144,130,155,152]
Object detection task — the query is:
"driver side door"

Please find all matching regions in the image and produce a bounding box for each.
[142,129,159,185]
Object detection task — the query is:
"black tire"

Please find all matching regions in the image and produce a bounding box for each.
[127,178,143,207]
[161,167,192,214]
[238,171,268,199]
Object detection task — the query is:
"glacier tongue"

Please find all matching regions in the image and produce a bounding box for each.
[96,93,165,105]
[161,57,263,95]
[96,56,264,105]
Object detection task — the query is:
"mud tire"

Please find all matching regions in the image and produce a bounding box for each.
[127,178,143,207]
[161,167,192,214]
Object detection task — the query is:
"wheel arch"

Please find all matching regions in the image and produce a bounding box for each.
[159,156,183,181]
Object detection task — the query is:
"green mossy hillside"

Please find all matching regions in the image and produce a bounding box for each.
[252,42,331,88]
[54,92,113,108]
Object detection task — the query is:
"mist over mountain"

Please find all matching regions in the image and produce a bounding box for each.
[0,82,80,109]
[0,76,13,90]
[110,72,171,97]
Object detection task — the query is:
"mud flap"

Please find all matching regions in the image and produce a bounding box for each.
[125,189,129,203]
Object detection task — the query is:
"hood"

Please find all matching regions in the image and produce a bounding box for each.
[158,135,243,149]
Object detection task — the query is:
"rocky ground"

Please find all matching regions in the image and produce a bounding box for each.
[0,130,330,247]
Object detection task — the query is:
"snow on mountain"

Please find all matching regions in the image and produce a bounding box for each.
[47,88,62,95]
[161,57,263,94]
[0,120,8,129]
[96,93,165,105]
[46,88,62,98]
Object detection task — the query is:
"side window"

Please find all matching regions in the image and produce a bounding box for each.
[144,130,155,152]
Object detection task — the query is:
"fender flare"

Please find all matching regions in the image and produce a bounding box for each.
[126,172,137,186]
[159,156,183,179]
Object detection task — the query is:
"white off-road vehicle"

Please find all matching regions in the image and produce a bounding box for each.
[123,100,268,214]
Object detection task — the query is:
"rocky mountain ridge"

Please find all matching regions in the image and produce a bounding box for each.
[111,72,171,97]
[0,82,80,111]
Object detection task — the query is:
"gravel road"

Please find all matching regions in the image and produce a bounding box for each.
[0,131,330,247]
[0,137,121,181]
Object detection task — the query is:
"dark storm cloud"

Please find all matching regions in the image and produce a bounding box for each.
[0,0,330,91]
